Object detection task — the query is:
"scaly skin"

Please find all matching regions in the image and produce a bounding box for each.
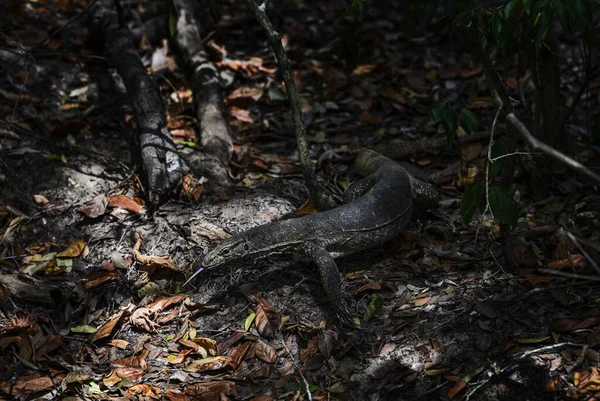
[187,149,439,327]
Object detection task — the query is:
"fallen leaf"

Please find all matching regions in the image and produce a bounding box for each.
[111,355,148,381]
[108,195,143,214]
[130,308,159,333]
[57,240,87,258]
[80,194,109,218]
[184,356,232,373]
[92,311,125,342]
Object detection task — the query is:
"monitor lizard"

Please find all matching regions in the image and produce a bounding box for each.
[186,149,439,327]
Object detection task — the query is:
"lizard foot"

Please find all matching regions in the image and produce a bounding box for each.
[335,301,359,328]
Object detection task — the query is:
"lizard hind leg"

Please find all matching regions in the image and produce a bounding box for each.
[300,242,358,328]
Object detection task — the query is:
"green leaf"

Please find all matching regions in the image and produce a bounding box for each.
[461,181,484,225]
[454,9,475,26]
[71,325,98,334]
[48,153,67,163]
[460,108,479,135]
[344,1,365,19]
[504,0,521,19]
[431,102,446,121]
[523,0,534,15]
[553,0,571,37]
[431,101,446,122]
[244,312,256,331]
[441,107,458,145]
[165,0,178,37]
[565,0,592,31]
[534,8,554,49]
[364,294,383,322]
[489,185,518,228]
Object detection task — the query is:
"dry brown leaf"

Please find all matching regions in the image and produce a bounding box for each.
[57,240,87,258]
[130,307,159,333]
[0,88,40,103]
[36,334,62,355]
[229,106,254,123]
[299,336,319,363]
[2,215,27,241]
[79,194,108,218]
[229,340,252,369]
[108,195,143,214]
[255,299,277,338]
[184,356,232,373]
[378,86,406,104]
[132,233,183,272]
[167,349,192,364]
[128,383,161,396]
[111,355,148,381]
[102,370,121,387]
[552,316,600,333]
[179,339,201,353]
[0,373,62,396]
[185,381,236,397]
[448,380,467,399]
[217,330,248,354]
[83,271,117,290]
[33,194,49,206]
[546,254,585,271]
[148,295,187,312]
[108,339,129,349]
[353,281,382,296]
[227,85,263,107]
[192,337,217,356]
[295,198,317,215]
[253,340,278,364]
[351,64,378,76]
[92,311,125,342]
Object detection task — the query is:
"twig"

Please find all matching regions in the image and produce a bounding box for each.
[562,228,600,275]
[279,335,313,401]
[244,0,330,209]
[506,113,600,184]
[465,342,581,400]
[537,268,600,282]
[491,151,541,162]
[29,0,99,52]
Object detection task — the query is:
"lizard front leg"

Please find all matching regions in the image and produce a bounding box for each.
[300,242,358,328]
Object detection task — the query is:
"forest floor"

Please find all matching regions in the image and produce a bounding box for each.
[1,1,599,400]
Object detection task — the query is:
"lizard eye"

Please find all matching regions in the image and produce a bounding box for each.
[243,242,249,251]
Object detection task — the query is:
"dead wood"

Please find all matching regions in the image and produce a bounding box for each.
[0,274,73,305]
[172,0,233,191]
[88,2,184,207]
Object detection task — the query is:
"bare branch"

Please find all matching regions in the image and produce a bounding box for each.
[506,113,600,184]
[244,0,331,209]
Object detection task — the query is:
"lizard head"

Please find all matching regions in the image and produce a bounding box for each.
[202,235,253,268]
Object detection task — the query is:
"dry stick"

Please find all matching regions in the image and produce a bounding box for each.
[562,228,600,275]
[279,335,313,401]
[506,113,600,184]
[537,268,600,282]
[244,0,330,209]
